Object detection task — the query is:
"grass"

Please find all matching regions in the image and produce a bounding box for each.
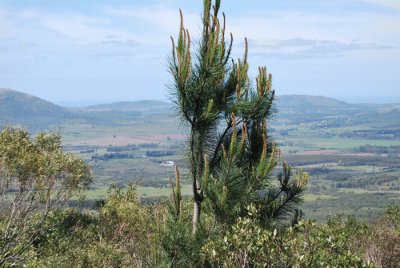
[296,137,400,150]
[333,165,383,172]
[303,193,336,202]
[337,188,370,194]
[61,116,182,143]
[82,185,192,200]
[138,185,192,197]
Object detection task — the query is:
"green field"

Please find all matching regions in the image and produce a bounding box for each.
[82,185,193,200]
[1,90,399,221]
[18,95,391,221]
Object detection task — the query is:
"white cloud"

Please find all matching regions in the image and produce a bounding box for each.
[106,6,199,35]
[225,10,400,50]
[100,39,140,47]
[1,8,141,44]
[90,51,136,60]
[251,38,393,54]
[366,0,400,10]
[250,39,394,59]
[41,14,138,43]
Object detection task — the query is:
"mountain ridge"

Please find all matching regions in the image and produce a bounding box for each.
[0,88,72,130]
[1,88,399,130]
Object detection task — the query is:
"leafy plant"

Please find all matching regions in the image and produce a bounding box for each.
[0,127,92,266]
[204,207,373,267]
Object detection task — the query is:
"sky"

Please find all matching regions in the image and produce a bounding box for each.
[0,0,399,106]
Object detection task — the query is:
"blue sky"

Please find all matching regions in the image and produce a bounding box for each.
[0,0,399,105]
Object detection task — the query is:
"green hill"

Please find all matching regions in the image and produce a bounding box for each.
[0,88,73,130]
[1,89,399,132]
[276,95,355,111]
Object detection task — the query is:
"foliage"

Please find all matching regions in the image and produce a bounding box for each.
[161,199,208,267]
[28,184,163,267]
[204,205,373,267]
[23,185,399,268]
[363,205,400,267]
[386,205,400,234]
[0,127,92,266]
[98,183,158,266]
[170,0,307,239]
[164,0,308,265]
[203,139,309,228]
[160,167,209,267]
[30,208,140,267]
[28,208,100,267]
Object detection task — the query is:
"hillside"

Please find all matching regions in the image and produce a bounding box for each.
[276,94,354,111]
[1,89,399,134]
[0,88,73,130]
[85,100,171,114]
[0,89,174,130]
[274,94,400,131]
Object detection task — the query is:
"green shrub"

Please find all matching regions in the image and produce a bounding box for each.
[29,184,163,267]
[203,205,373,267]
[363,205,400,267]
[0,127,92,266]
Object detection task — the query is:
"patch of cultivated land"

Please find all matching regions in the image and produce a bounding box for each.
[2,90,399,221]
[64,123,400,221]
[65,134,186,146]
[50,96,398,221]
[283,147,400,221]
[81,185,193,200]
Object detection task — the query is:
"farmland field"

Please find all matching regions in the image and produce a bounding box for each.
[52,96,400,221]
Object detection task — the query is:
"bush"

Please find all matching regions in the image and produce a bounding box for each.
[203,205,373,267]
[363,205,400,267]
[0,127,92,266]
[29,184,164,267]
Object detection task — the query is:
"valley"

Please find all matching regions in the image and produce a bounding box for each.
[1,88,399,221]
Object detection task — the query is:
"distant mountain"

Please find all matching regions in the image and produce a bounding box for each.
[1,89,399,132]
[0,89,173,130]
[276,95,355,112]
[273,94,400,129]
[85,100,171,114]
[87,95,358,116]
[0,88,73,130]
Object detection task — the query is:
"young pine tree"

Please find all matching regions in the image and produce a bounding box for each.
[169,0,307,236]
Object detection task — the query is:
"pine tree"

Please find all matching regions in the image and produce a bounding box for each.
[169,0,307,235]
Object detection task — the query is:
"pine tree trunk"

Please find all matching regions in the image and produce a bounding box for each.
[192,160,203,234]
[192,198,201,234]
[191,130,204,234]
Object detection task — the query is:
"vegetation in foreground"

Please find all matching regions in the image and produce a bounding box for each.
[0,128,92,266]
[1,170,399,266]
